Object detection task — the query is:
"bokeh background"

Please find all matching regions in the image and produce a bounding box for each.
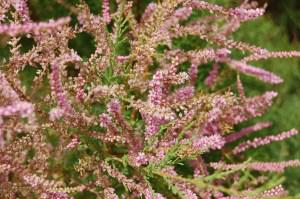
[1,0,300,196]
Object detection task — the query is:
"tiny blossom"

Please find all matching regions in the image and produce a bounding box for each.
[236,74,245,98]
[216,48,231,62]
[108,99,121,116]
[167,86,194,104]
[261,185,287,197]
[0,101,34,119]
[49,107,65,121]
[204,63,219,87]
[144,189,166,199]
[129,152,149,167]
[41,192,69,199]
[75,74,86,102]
[12,0,31,23]
[141,3,157,23]
[116,55,129,63]
[0,72,20,101]
[233,129,298,154]
[103,188,118,199]
[99,113,113,128]
[66,138,80,149]
[188,63,198,83]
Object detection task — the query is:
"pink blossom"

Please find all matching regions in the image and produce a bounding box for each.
[228,60,283,84]
[193,134,225,152]
[225,121,272,143]
[233,129,298,154]
[102,0,111,23]
[205,63,219,87]
[0,17,70,36]
[50,53,81,116]
[0,101,34,119]
[49,107,64,121]
[229,7,265,21]
[66,138,80,149]
[210,160,300,173]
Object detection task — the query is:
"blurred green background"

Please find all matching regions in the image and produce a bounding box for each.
[1,0,300,196]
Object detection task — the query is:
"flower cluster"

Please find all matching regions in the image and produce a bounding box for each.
[0,0,300,198]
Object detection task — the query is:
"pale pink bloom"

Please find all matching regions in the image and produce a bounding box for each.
[193,134,225,152]
[0,17,70,36]
[102,0,111,23]
[49,107,64,121]
[225,121,272,143]
[228,60,283,84]
[233,129,298,154]
[205,63,219,87]
[66,138,80,149]
[210,160,300,172]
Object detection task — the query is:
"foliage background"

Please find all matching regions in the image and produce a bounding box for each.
[1,0,300,196]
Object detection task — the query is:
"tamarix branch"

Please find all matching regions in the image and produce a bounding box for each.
[0,0,300,198]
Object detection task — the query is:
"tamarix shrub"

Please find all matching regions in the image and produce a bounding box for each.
[0,0,300,198]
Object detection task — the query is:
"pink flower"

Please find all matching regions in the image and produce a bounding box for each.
[233,129,298,154]
[228,60,283,84]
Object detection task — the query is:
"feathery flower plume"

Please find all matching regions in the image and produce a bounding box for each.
[242,51,300,62]
[228,60,283,84]
[193,134,225,152]
[225,121,272,143]
[0,17,71,36]
[50,53,81,116]
[210,160,300,172]
[102,0,111,23]
[205,63,219,87]
[233,129,298,154]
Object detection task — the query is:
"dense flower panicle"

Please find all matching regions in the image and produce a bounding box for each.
[262,185,287,197]
[103,188,118,199]
[228,7,265,21]
[224,91,278,124]
[188,0,265,21]
[167,86,194,104]
[233,129,298,154]
[228,60,283,84]
[188,63,198,83]
[236,74,245,98]
[141,3,157,23]
[1,0,300,198]
[210,160,300,172]
[0,17,71,36]
[50,53,81,116]
[0,72,20,101]
[66,138,80,149]
[193,134,225,152]
[12,0,31,23]
[219,185,287,199]
[204,63,219,87]
[49,107,64,121]
[225,121,272,143]
[242,51,300,62]
[101,0,111,23]
[129,152,149,167]
[0,101,34,120]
